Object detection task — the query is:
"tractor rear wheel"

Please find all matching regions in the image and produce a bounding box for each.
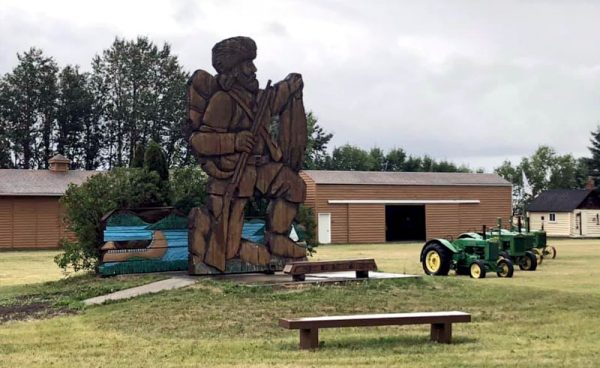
[532,248,543,265]
[469,260,486,279]
[518,251,538,271]
[544,246,557,259]
[496,258,514,278]
[422,243,451,276]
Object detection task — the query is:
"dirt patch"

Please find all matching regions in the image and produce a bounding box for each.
[0,302,76,323]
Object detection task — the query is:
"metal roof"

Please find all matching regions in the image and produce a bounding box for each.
[0,169,98,196]
[301,170,511,187]
[526,189,591,212]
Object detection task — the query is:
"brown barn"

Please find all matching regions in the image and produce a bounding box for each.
[0,155,96,250]
[300,170,512,244]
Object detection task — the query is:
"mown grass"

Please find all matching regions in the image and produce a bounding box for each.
[1,239,599,367]
[0,250,66,286]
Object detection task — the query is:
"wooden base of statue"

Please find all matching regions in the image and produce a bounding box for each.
[188,208,307,275]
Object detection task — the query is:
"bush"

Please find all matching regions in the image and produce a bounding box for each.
[55,168,165,272]
[170,166,208,214]
[296,204,318,254]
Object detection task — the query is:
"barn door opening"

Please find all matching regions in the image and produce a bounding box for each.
[385,205,426,241]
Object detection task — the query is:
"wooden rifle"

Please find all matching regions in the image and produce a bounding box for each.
[213,81,274,270]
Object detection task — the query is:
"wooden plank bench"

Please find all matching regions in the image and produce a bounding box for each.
[279,311,471,349]
[283,259,377,281]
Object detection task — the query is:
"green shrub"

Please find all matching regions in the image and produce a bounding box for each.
[296,204,318,254]
[170,166,207,214]
[55,168,165,272]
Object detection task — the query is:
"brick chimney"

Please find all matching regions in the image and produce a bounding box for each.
[48,154,70,172]
[585,176,595,190]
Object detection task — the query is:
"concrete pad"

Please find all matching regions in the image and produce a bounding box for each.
[211,271,419,285]
[84,275,197,306]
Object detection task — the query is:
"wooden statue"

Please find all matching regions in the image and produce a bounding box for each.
[187,36,308,274]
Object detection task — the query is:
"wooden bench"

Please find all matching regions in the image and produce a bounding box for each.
[283,259,377,281]
[279,311,471,349]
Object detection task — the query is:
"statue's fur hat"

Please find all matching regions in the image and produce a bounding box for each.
[212,36,257,73]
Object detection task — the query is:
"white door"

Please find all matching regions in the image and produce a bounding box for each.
[318,213,331,244]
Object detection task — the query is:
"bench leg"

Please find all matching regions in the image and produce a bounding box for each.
[430,323,452,344]
[356,270,369,278]
[299,328,319,350]
[293,274,306,282]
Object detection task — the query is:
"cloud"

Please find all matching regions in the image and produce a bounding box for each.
[2,0,600,171]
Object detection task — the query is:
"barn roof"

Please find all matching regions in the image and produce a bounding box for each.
[526,189,592,212]
[0,169,98,196]
[301,170,511,187]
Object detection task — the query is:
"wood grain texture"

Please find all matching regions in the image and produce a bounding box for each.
[187,37,308,273]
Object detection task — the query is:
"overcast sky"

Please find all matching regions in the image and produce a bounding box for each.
[1,0,599,171]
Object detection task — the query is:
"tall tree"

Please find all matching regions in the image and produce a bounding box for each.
[368,147,386,171]
[402,155,423,172]
[92,37,189,168]
[144,140,170,203]
[56,65,101,168]
[330,144,372,171]
[303,112,333,169]
[0,48,58,168]
[385,148,406,171]
[587,125,600,180]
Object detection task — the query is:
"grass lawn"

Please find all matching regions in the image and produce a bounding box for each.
[1,239,599,367]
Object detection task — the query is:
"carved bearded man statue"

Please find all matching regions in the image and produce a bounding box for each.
[187,36,308,273]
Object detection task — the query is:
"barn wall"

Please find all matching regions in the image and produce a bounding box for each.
[0,196,70,249]
[308,184,511,244]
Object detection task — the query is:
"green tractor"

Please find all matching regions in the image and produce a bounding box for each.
[420,225,514,279]
[519,217,557,262]
[459,218,539,271]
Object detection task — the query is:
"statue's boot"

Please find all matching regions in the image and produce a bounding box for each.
[239,239,271,266]
[267,233,307,259]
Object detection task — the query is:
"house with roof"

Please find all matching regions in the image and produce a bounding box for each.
[526,189,600,237]
[0,155,97,249]
[300,170,512,244]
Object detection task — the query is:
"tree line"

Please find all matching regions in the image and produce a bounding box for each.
[493,128,600,213]
[1,36,477,174]
[0,37,188,169]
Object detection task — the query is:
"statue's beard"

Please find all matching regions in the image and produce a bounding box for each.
[238,73,259,93]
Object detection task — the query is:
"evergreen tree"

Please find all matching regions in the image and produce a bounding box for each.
[368,147,386,171]
[56,65,99,168]
[144,140,169,204]
[0,48,58,168]
[130,143,145,168]
[92,37,189,168]
[588,125,600,180]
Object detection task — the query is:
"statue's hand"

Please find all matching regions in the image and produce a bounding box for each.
[235,131,255,153]
[286,73,303,94]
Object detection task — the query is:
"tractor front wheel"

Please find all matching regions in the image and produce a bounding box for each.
[496,258,514,278]
[544,246,557,259]
[499,251,510,261]
[469,260,486,279]
[518,251,538,271]
[422,243,451,276]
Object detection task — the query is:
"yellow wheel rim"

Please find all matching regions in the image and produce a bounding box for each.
[498,262,509,277]
[524,257,531,269]
[425,251,441,272]
[470,263,481,278]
